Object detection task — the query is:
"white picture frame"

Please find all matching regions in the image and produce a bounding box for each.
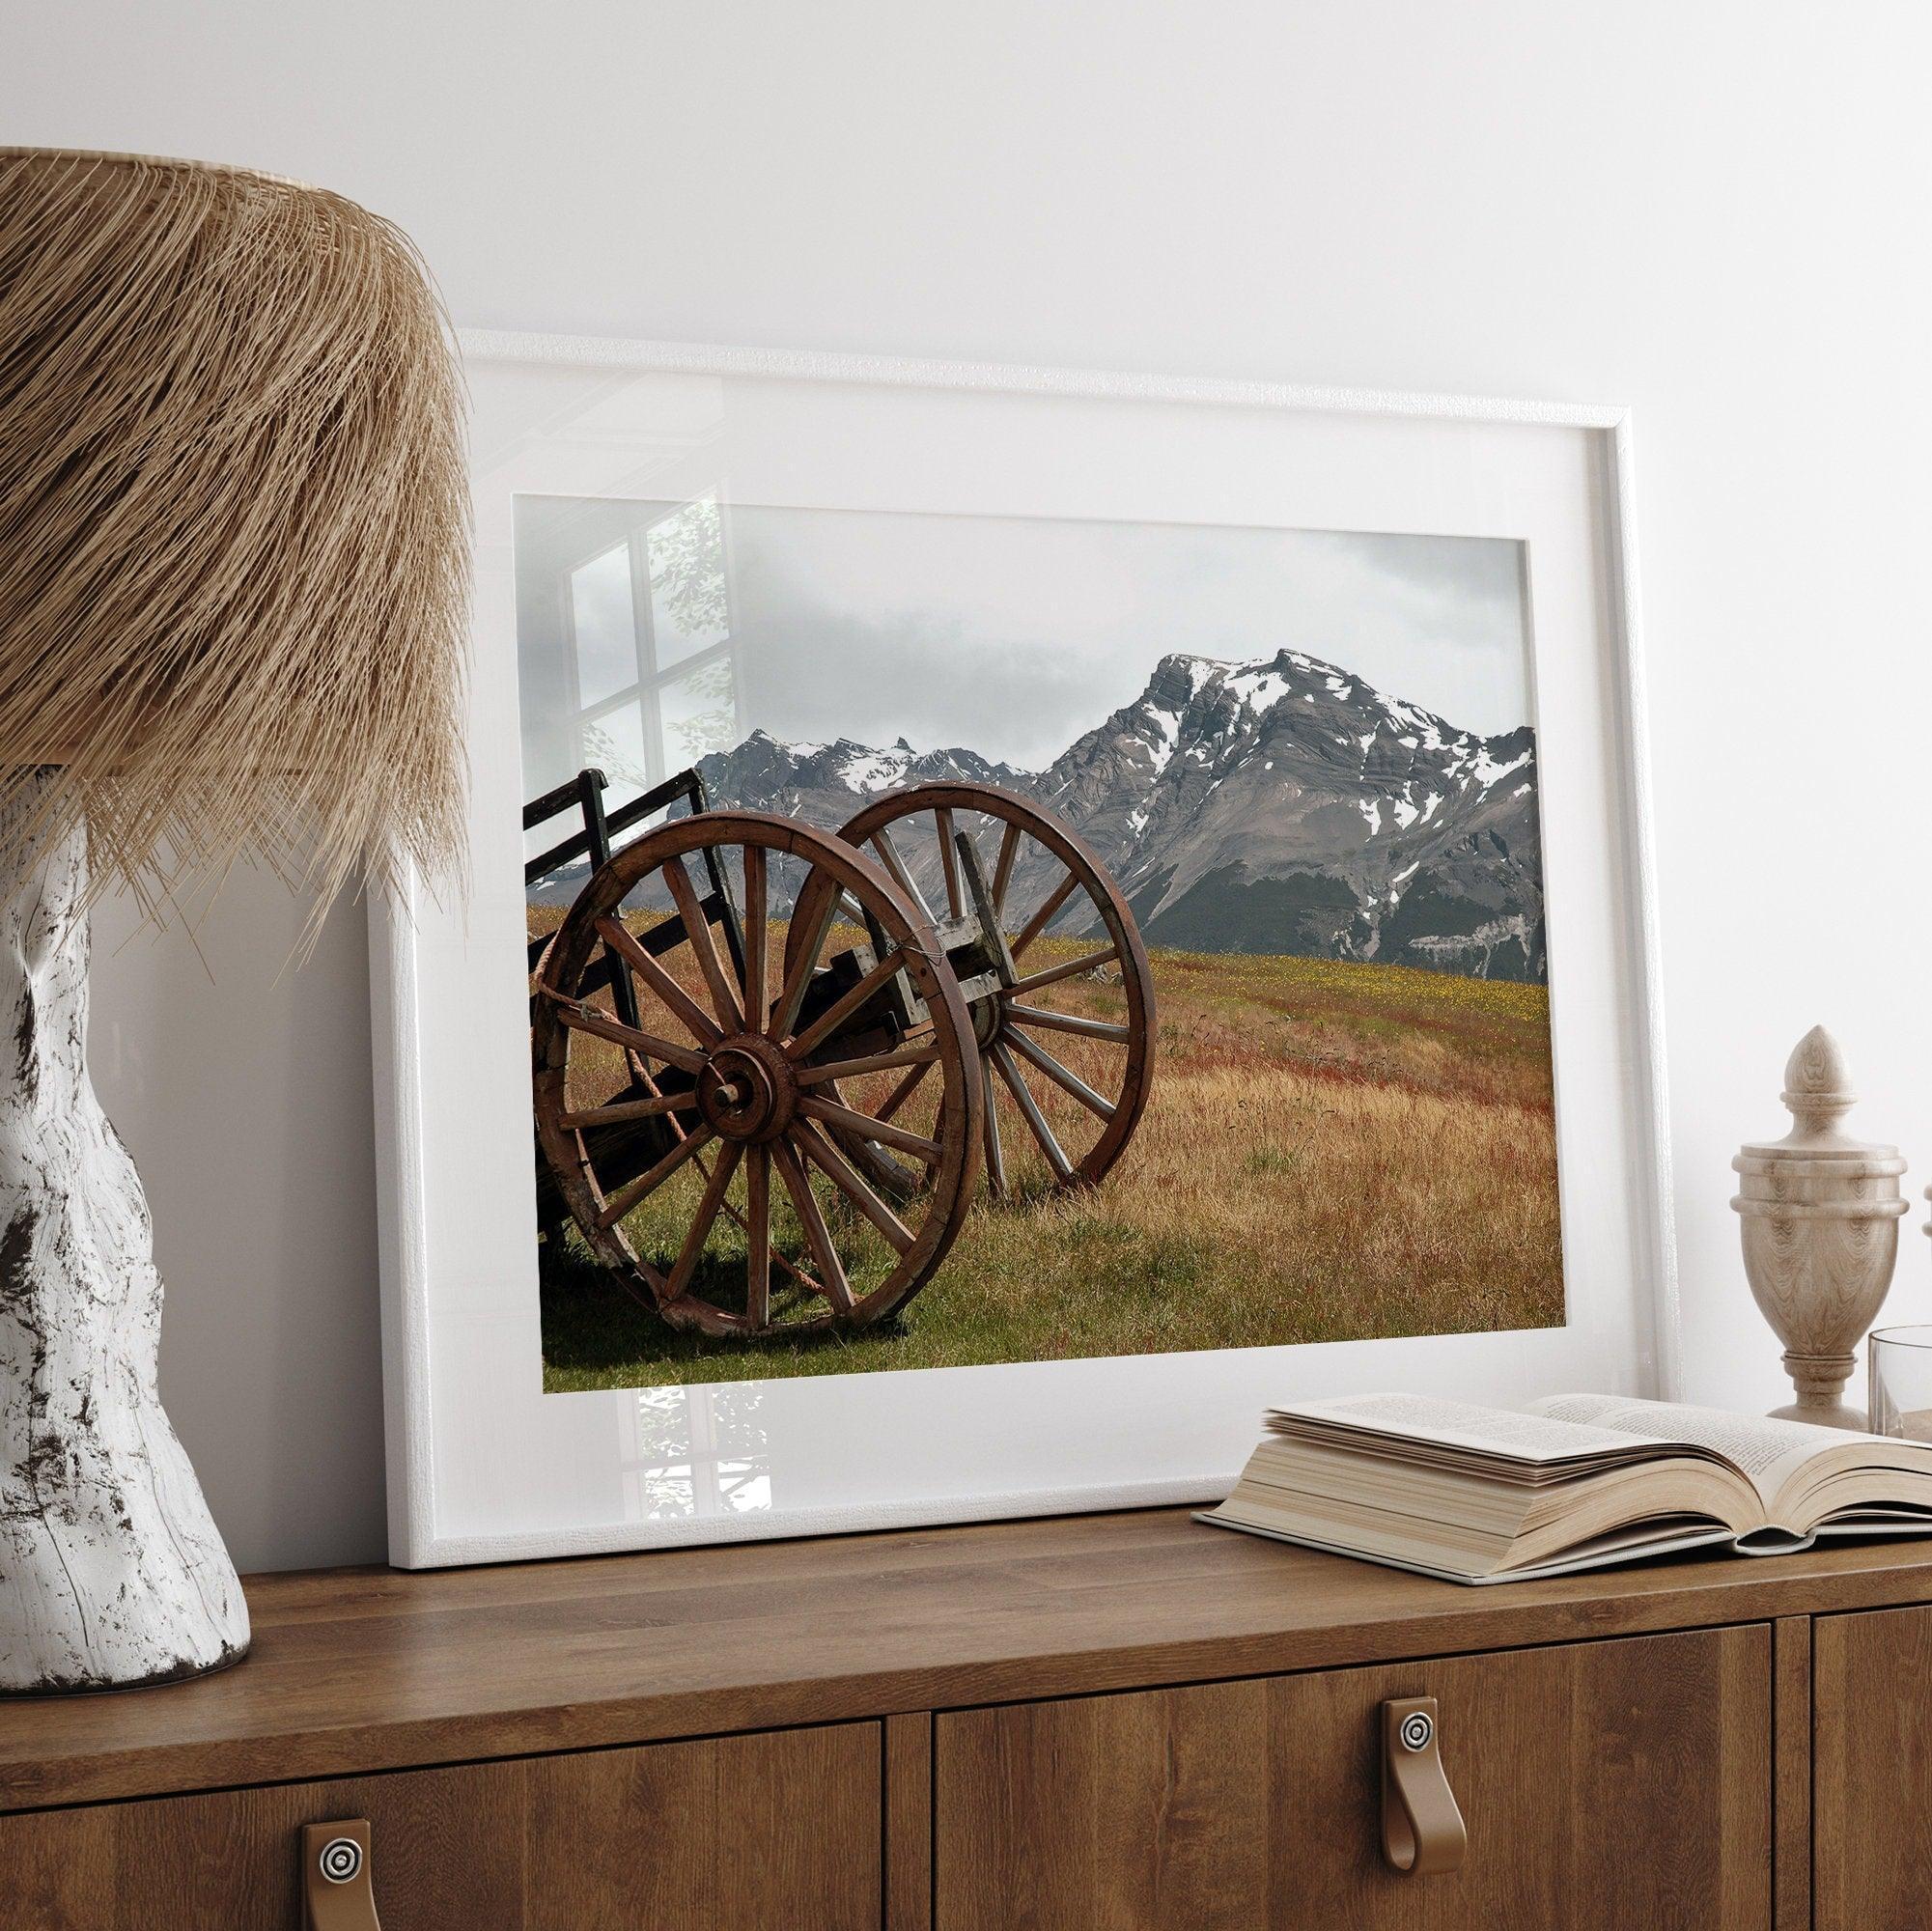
[372,332,1675,1568]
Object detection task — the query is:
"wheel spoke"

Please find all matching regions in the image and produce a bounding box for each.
[743,1144,771,1329]
[544,987,708,1074]
[595,1122,717,1229]
[741,845,769,1033]
[877,1055,934,1124]
[771,1139,854,1312]
[936,807,963,918]
[792,1116,917,1254]
[769,877,841,1042]
[870,826,935,924]
[1011,869,1080,960]
[799,1095,942,1165]
[1007,945,1117,996]
[708,1157,819,1297]
[1006,1024,1117,1121]
[593,918,722,1048]
[991,819,1022,913]
[560,1092,693,1130]
[664,1140,742,1301]
[662,856,743,1033]
[794,1041,940,1088]
[1004,1000,1131,1043]
[990,1040,1074,1181]
[981,1059,1007,1199]
[786,945,910,1061]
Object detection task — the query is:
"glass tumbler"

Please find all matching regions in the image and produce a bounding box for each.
[1867,1326,1932,1440]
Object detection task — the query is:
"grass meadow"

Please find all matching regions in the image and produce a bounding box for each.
[534,916,1563,1392]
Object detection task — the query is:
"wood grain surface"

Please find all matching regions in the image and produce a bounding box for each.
[6,1506,1932,1814]
[936,1624,1772,1929]
[1813,1601,1932,1931]
[1774,1615,1812,1931]
[0,1721,879,1930]
[884,1711,934,1931]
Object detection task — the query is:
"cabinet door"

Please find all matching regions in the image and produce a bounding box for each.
[937,1626,1771,1930]
[0,1721,880,1930]
[1814,1603,1932,1931]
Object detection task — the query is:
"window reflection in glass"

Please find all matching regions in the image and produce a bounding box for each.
[658,657,738,770]
[622,1387,771,1520]
[517,491,742,834]
[568,543,637,709]
[580,704,651,809]
[647,495,730,671]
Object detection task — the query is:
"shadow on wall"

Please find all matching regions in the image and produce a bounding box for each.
[86,869,388,1573]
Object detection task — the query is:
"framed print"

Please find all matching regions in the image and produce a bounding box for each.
[371,334,1676,1567]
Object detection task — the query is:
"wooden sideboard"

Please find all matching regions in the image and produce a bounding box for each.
[5,1507,1932,1928]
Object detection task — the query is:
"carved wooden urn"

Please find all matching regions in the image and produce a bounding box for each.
[1732,1026,1908,1430]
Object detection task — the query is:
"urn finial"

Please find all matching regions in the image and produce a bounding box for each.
[1779,1024,1857,1146]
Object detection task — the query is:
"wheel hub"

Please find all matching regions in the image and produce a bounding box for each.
[697,1034,798,1142]
[971,991,1004,1050]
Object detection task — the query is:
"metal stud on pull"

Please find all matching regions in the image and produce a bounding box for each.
[302,1820,382,1929]
[318,1837,363,1884]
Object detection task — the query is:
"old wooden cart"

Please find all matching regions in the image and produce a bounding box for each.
[525,767,1155,1339]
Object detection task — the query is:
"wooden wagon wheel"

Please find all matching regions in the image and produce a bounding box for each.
[801,783,1156,1200]
[533,810,982,1338]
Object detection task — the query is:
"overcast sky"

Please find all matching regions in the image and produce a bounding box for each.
[708,505,1530,770]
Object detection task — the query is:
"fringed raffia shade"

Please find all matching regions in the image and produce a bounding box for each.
[0,148,468,920]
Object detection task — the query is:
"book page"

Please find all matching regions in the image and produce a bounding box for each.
[1270,1392,1667,1464]
[1529,1394,1847,1505]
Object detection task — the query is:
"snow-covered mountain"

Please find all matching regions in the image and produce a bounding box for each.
[1024,649,1544,981]
[687,647,1546,981]
[696,731,1029,837]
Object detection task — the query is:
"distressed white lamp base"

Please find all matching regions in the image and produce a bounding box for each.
[0,798,248,1693]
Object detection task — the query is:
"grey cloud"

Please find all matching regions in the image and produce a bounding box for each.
[719,506,1531,767]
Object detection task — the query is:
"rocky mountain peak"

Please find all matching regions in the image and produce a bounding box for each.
[678,647,1546,982]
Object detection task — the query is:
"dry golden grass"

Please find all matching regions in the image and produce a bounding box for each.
[536,921,1563,1389]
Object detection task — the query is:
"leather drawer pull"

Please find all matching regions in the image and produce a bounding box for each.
[302,1820,382,1930]
[1380,1697,1467,1876]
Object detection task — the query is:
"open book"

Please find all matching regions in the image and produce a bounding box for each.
[1197,1392,1932,1583]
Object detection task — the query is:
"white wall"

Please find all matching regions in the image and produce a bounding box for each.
[9,1,1931,1573]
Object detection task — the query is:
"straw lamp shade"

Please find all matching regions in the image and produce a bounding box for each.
[0,150,470,1691]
